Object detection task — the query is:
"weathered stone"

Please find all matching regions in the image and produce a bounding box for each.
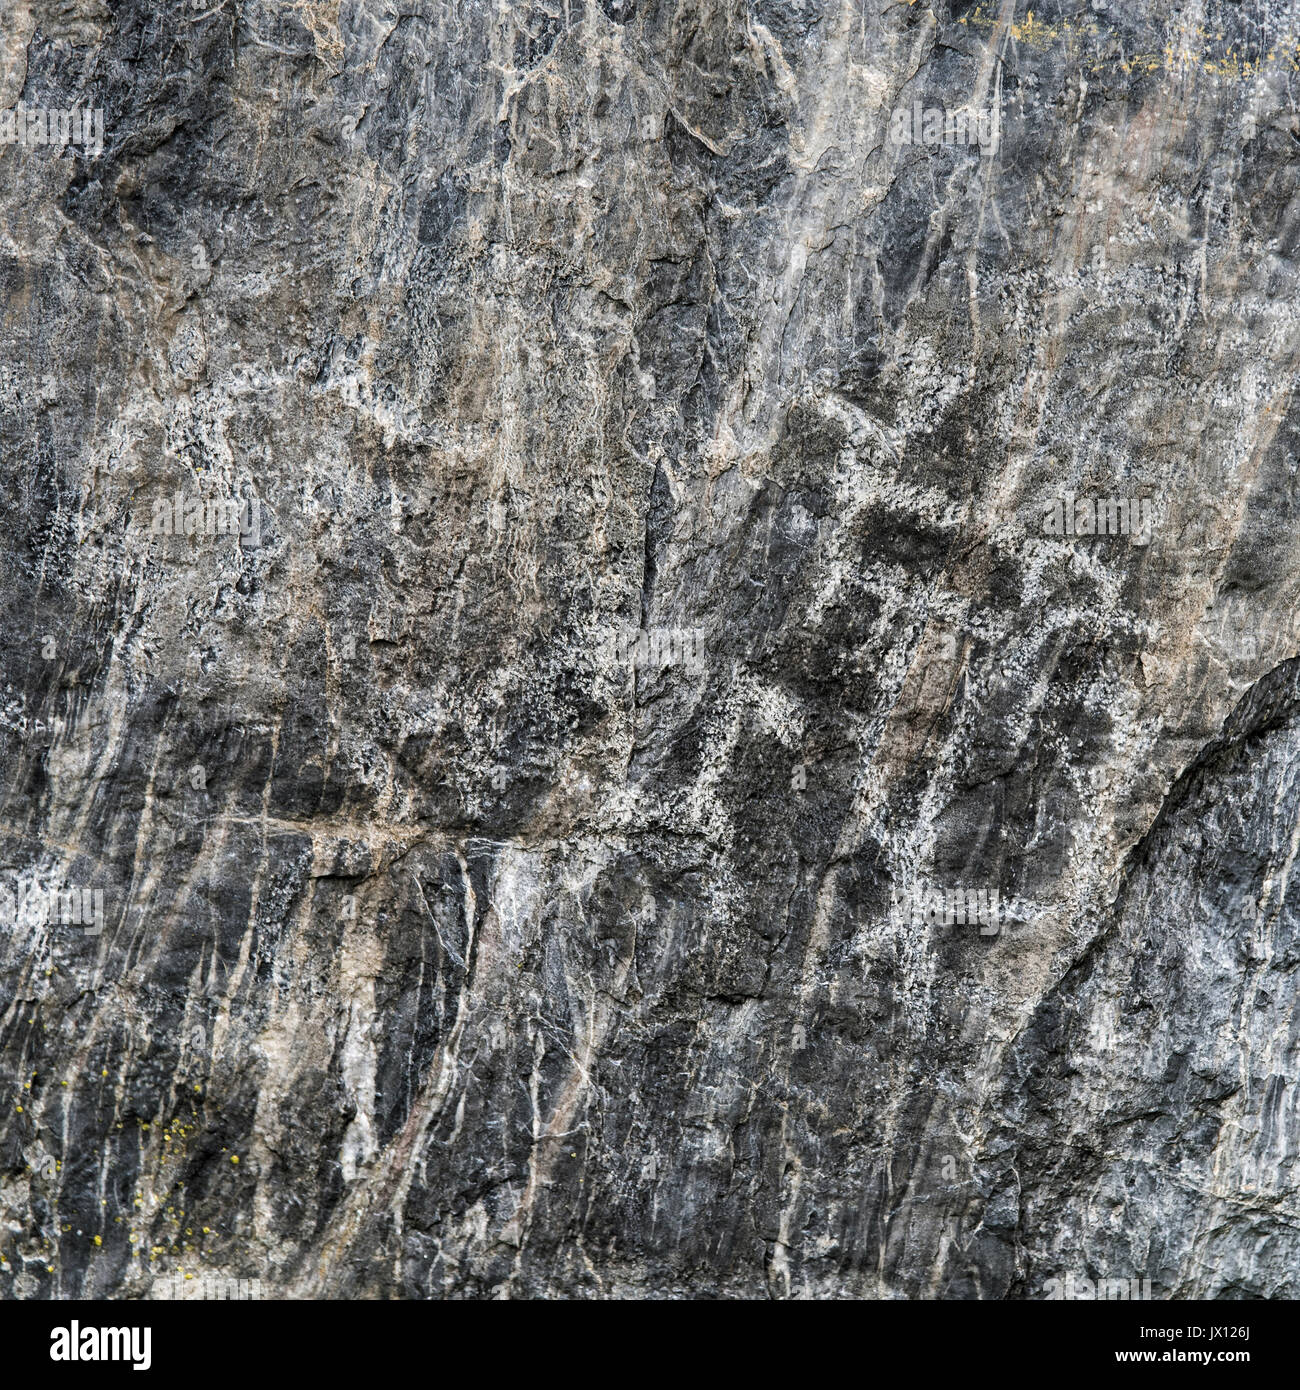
[1,0,1298,1300]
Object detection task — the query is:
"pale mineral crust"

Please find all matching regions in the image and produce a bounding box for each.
[1,0,1298,1300]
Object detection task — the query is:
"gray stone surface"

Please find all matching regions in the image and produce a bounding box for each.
[0,0,1297,1299]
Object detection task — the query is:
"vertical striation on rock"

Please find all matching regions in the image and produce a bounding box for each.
[0,0,1298,1299]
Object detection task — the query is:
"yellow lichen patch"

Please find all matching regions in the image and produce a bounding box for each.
[959,2,1283,89]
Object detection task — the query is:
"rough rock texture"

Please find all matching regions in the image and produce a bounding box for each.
[1,0,1299,1299]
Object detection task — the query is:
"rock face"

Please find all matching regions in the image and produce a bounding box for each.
[1,0,1298,1301]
